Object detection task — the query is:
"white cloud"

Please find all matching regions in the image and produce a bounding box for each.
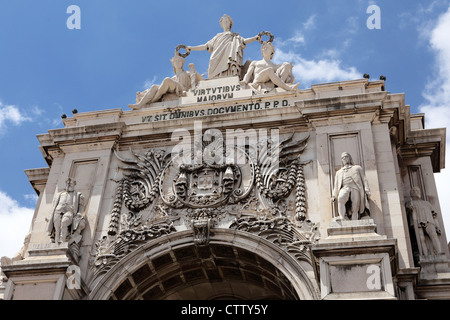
[272,15,361,88]
[399,1,450,43]
[287,31,305,46]
[302,15,317,30]
[0,191,34,261]
[31,105,43,116]
[419,0,449,15]
[275,14,317,48]
[418,6,450,238]
[274,49,361,87]
[0,102,31,133]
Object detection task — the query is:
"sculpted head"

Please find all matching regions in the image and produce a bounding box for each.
[341,152,354,166]
[261,41,275,60]
[65,178,76,192]
[219,14,233,31]
[410,186,422,199]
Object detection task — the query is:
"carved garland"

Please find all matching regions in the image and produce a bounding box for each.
[295,163,308,221]
[93,220,176,276]
[229,215,316,264]
[108,179,123,236]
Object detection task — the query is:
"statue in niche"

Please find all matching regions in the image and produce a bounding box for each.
[129,53,203,109]
[46,178,86,244]
[185,14,260,79]
[406,186,444,256]
[331,152,371,221]
[242,41,299,92]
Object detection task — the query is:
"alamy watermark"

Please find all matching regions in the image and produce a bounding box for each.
[65,5,380,31]
[66,265,81,290]
[366,4,381,30]
[366,264,382,290]
[170,121,281,169]
[67,5,81,30]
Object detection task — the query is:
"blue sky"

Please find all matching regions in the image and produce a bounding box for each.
[1,0,450,259]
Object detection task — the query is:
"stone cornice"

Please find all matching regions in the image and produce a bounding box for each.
[48,122,126,144]
[36,122,126,165]
[295,91,389,127]
[24,167,50,195]
[400,127,446,172]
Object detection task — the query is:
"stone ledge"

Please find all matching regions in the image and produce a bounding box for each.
[418,255,450,280]
[1,258,72,277]
[2,242,78,277]
[320,219,387,244]
[28,242,70,257]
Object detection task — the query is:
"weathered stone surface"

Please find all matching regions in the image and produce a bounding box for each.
[2,16,449,300]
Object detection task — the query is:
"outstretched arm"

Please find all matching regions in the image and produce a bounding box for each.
[187,44,207,52]
[244,34,260,45]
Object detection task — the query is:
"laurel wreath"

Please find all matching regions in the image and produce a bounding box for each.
[258,31,274,44]
[175,44,190,58]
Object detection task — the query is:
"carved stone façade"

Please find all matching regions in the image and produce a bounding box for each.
[91,130,319,278]
[1,14,449,301]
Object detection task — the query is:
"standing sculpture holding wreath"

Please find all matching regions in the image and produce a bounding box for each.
[184,14,261,79]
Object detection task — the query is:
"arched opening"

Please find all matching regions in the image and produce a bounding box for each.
[89,230,320,300]
[111,243,298,300]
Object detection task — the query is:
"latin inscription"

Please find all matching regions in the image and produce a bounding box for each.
[193,84,241,102]
[141,99,289,123]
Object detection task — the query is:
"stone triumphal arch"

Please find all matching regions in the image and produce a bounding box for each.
[1,15,449,300]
